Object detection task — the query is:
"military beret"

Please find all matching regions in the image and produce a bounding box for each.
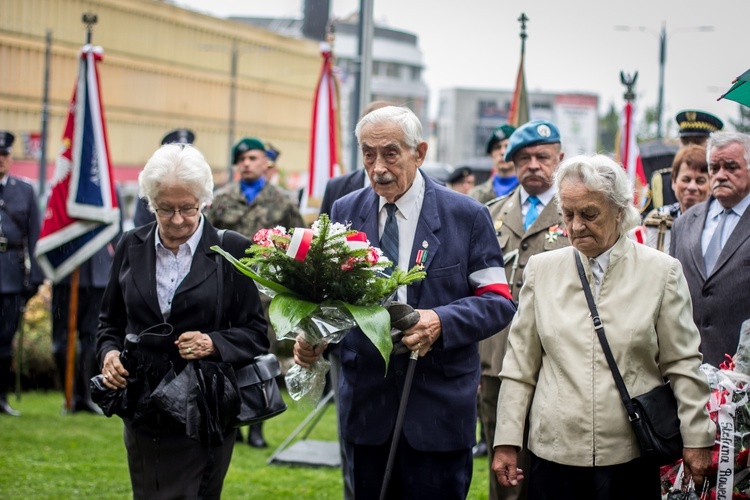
[447,166,474,185]
[161,128,195,145]
[675,110,723,138]
[486,125,517,155]
[504,120,562,162]
[0,131,15,153]
[232,137,265,164]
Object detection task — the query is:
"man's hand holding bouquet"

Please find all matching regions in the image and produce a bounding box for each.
[212,215,425,403]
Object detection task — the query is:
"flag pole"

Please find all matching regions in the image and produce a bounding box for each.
[64,12,97,413]
[508,14,530,127]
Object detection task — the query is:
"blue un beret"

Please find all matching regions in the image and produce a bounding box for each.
[504,120,562,162]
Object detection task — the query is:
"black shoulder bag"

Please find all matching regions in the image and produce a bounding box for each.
[574,251,683,465]
[215,229,287,426]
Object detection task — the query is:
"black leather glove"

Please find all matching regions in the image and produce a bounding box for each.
[388,302,421,356]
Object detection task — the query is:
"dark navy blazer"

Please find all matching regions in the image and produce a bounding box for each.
[330,172,516,452]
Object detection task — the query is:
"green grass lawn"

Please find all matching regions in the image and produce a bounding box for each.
[0,390,489,499]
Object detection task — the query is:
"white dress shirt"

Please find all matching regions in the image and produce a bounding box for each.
[377,171,426,303]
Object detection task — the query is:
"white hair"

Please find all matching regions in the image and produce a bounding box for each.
[554,154,641,235]
[138,144,214,211]
[707,131,750,170]
[354,106,423,150]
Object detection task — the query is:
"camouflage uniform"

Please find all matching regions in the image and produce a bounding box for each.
[470,177,497,204]
[480,187,570,500]
[204,182,304,238]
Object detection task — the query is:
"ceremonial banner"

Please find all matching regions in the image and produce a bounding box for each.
[508,50,529,128]
[617,101,649,209]
[35,45,120,283]
[301,42,340,215]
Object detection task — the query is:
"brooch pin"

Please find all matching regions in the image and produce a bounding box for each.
[415,241,428,269]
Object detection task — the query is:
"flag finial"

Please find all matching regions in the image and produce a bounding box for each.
[82,12,97,44]
[620,71,638,102]
[518,13,529,53]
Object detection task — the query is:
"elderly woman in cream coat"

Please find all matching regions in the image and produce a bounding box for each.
[491,154,715,499]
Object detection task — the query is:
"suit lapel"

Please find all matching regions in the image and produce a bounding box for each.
[710,204,750,278]
[687,201,710,280]
[128,225,162,320]
[406,177,441,305]
[174,223,219,297]
[499,189,524,240]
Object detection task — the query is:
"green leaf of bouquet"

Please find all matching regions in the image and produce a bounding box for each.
[269,293,318,337]
[210,245,294,295]
[340,302,393,373]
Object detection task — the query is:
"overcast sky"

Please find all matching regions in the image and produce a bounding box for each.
[175,0,749,135]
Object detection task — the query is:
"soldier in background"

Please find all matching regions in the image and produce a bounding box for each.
[471,125,518,203]
[0,131,44,416]
[446,166,476,195]
[204,137,304,448]
[482,120,569,500]
[133,128,195,227]
[650,110,723,210]
[643,145,709,252]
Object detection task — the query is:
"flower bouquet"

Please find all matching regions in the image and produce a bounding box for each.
[211,214,425,403]
[660,360,750,499]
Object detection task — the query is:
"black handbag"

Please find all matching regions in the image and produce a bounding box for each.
[575,252,683,465]
[233,353,287,426]
[215,230,287,427]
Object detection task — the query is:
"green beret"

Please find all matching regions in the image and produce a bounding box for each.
[486,125,517,155]
[232,137,266,164]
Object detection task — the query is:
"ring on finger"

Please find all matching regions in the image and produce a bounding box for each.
[187,347,192,354]
[104,373,110,380]
[417,341,422,349]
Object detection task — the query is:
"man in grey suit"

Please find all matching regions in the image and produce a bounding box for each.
[671,131,750,367]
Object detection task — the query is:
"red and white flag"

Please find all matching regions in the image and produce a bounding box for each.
[301,42,340,215]
[618,101,649,209]
[35,45,120,283]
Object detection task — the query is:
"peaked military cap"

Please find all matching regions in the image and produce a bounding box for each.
[161,128,195,145]
[0,131,15,153]
[675,110,723,138]
[447,166,474,185]
[486,124,517,154]
[232,137,265,164]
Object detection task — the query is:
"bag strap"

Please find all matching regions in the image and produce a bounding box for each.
[574,252,641,422]
[214,229,227,332]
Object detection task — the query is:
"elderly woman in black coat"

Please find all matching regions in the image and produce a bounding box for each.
[97,144,268,498]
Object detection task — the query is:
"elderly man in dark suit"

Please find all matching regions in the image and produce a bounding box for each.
[0,131,43,416]
[294,106,517,499]
[671,131,750,366]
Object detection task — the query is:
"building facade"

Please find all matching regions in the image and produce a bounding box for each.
[1,0,320,218]
[436,88,599,167]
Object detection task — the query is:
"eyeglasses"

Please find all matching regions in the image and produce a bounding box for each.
[154,207,200,218]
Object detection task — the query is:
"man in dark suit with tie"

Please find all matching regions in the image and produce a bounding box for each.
[671,131,750,366]
[0,131,43,416]
[294,106,517,499]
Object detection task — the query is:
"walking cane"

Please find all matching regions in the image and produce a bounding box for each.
[379,349,418,500]
[379,302,421,500]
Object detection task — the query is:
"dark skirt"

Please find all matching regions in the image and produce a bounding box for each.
[123,420,236,500]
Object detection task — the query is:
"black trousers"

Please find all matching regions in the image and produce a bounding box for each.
[344,437,473,500]
[124,421,236,500]
[528,452,661,500]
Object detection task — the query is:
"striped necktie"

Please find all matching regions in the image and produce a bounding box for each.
[380,203,399,273]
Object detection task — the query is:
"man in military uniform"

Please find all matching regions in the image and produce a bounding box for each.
[480,120,569,500]
[447,166,476,195]
[650,110,723,210]
[471,124,518,204]
[0,131,44,416]
[204,137,304,448]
